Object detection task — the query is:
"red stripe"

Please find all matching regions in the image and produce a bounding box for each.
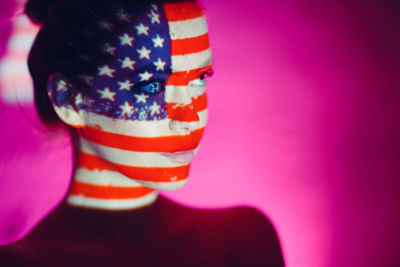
[77,127,205,152]
[163,2,203,22]
[12,26,39,35]
[167,65,213,86]
[166,93,207,122]
[77,152,190,182]
[3,50,30,60]
[0,77,32,89]
[171,34,209,55]
[192,93,208,112]
[167,103,198,122]
[70,181,155,199]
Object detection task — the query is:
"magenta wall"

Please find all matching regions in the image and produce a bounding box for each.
[1,0,400,266]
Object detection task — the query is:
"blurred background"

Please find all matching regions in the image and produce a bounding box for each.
[1,0,399,266]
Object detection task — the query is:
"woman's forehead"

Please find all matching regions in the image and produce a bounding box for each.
[86,2,212,89]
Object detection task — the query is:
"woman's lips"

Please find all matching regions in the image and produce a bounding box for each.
[160,151,194,164]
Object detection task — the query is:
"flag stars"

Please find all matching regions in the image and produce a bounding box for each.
[139,71,153,81]
[151,4,158,10]
[120,101,134,117]
[119,33,134,46]
[152,35,164,48]
[103,43,116,55]
[118,80,134,91]
[57,80,68,92]
[80,74,94,85]
[137,46,151,60]
[98,20,113,31]
[75,93,83,106]
[116,10,130,22]
[98,65,116,78]
[148,10,160,24]
[135,23,150,36]
[97,88,116,101]
[121,57,136,70]
[153,58,166,71]
[149,101,161,116]
[134,92,149,103]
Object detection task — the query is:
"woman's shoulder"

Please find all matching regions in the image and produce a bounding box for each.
[192,205,285,266]
[0,198,285,266]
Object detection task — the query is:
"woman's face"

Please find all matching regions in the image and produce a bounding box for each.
[50,2,213,190]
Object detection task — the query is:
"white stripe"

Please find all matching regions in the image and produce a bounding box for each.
[139,178,188,191]
[79,138,194,167]
[67,191,158,210]
[165,84,205,104]
[168,16,208,40]
[189,82,206,97]
[14,15,38,27]
[82,109,207,137]
[171,48,212,72]
[75,168,144,186]
[6,34,36,50]
[0,60,29,76]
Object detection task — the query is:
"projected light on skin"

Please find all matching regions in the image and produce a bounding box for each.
[47,2,213,210]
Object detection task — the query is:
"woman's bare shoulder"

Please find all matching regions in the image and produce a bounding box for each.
[193,205,285,266]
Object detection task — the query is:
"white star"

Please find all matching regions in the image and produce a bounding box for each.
[103,43,116,55]
[153,58,166,71]
[119,33,134,46]
[97,88,116,101]
[135,23,150,36]
[147,10,160,24]
[98,20,113,31]
[57,80,68,92]
[152,35,164,48]
[121,57,136,70]
[75,93,83,106]
[134,92,149,103]
[98,65,116,78]
[138,71,153,81]
[118,80,134,91]
[117,10,130,22]
[149,101,161,116]
[120,101,134,116]
[139,110,148,120]
[151,4,158,10]
[80,74,94,85]
[137,46,151,60]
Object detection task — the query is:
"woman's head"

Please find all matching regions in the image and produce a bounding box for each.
[26,0,213,190]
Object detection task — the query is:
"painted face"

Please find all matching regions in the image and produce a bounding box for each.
[49,2,213,192]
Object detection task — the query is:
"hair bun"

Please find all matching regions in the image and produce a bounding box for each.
[25,0,57,24]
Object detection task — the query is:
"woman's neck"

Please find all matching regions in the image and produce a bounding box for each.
[66,139,158,211]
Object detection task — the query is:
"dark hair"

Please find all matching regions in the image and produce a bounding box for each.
[25,0,196,125]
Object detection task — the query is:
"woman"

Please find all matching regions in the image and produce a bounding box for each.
[0,0,284,265]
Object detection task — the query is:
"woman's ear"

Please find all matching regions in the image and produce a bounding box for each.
[47,72,85,127]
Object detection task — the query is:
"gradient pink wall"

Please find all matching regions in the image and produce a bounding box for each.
[1,1,399,266]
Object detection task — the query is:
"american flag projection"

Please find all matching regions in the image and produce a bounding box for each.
[57,2,214,210]
[0,0,39,103]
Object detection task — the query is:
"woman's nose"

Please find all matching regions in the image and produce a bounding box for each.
[167,85,200,133]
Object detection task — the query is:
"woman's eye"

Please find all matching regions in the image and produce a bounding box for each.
[139,81,164,94]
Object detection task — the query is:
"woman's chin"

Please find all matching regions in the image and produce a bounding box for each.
[137,178,189,191]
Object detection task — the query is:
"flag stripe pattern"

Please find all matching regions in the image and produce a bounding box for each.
[57,2,212,210]
[0,5,39,103]
[77,127,205,152]
[71,181,155,199]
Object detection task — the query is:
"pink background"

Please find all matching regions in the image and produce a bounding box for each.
[1,0,400,266]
